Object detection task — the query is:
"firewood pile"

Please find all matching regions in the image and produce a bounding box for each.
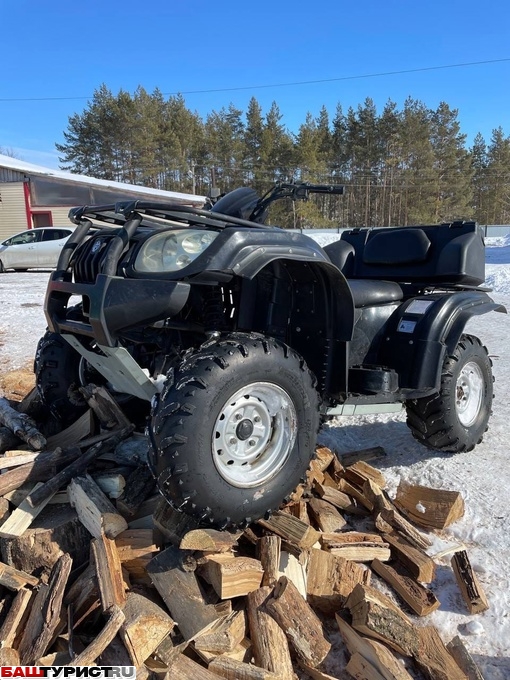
[0,384,488,680]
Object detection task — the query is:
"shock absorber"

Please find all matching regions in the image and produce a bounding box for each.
[203,286,226,337]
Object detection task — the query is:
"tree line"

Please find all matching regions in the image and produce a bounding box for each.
[56,84,510,229]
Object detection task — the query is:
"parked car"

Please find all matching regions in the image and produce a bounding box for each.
[0,227,74,272]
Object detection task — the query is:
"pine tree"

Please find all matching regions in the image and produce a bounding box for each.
[485,127,510,223]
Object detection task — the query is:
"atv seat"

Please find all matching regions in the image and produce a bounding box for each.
[347,279,403,308]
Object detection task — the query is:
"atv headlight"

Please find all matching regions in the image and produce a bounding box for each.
[135,229,218,273]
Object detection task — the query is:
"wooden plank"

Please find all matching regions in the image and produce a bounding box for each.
[45,409,94,450]
[0,452,39,469]
[395,481,465,530]
[0,446,81,498]
[0,482,55,538]
[266,576,331,667]
[68,474,128,539]
[246,586,294,680]
[451,550,489,614]
[371,559,440,616]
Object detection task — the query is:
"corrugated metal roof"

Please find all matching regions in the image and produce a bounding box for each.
[0,154,206,204]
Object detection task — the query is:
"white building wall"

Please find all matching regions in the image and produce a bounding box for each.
[0,182,27,239]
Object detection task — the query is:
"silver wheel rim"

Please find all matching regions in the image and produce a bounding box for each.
[212,382,297,488]
[456,361,484,427]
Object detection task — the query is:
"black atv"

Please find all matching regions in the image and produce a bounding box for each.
[35,182,506,527]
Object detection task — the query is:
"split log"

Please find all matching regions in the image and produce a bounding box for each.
[68,473,128,539]
[202,554,264,599]
[289,500,310,524]
[259,534,281,587]
[94,471,126,499]
[80,384,132,429]
[119,591,175,666]
[313,481,360,512]
[168,654,221,680]
[0,451,39,469]
[246,586,294,680]
[446,635,485,680]
[116,464,155,517]
[180,528,239,553]
[0,587,34,647]
[451,550,489,614]
[0,648,20,666]
[193,636,251,666]
[340,446,386,468]
[258,510,320,549]
[25,426,133,508]
[338,479,374,511]
[336,612,414,680]
[195,609,246,653]
[65,605,125,666]
[63,563,101,627]
[266,575,331,667]
[0,503,90,572]
[147,545,225,640]
[307,548,370,615]
[0,561,39,590]
[0,397,46,450]
[395,481,464,530]
[344,461,386,489]
[115,528,157,575]
[278,551,307,598]
[371,559,440,616]
[0,482,55,538]
[346,652,387,680]
[0,497,9,524]
[18,553,73,665]
[378,508,432,551]
[45,409,95,449]
[298,665,340,680]
[0,445,81,498]
[363,480,395,515]
[315,446,336,471]
[320,532,390,562]
[153,500,199,546]
[208,657,284,680]
[414,626,469,680]
[345,583,419,657]
[92,533,127,612]
[383,532,436,584]
[98,635,149,680]
[308,496,348,533]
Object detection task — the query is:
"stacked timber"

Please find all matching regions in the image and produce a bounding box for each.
[0,389,488,680]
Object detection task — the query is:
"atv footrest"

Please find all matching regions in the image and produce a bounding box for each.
[348,366,399,394]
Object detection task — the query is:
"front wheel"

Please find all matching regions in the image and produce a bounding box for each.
[406,334,493,453]
[148,333,320,528]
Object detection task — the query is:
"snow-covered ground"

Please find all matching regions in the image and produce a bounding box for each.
[0,236,509,676]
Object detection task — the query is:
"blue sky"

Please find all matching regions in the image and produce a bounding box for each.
[1,0,509,169]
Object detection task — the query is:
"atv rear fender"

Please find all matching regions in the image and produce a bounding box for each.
[379,291,506,396]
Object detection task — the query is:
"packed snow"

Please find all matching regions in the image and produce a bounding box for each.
[0,235,509,677]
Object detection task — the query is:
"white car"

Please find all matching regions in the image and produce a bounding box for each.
[0,227,74,272]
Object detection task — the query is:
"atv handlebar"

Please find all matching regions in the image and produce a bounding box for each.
[250,181,344,222]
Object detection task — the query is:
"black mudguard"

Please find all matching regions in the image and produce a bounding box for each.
[379,291,506,396]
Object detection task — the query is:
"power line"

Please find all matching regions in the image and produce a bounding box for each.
[1,58,509,103]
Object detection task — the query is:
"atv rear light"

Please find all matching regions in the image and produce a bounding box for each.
[135,229,218,272]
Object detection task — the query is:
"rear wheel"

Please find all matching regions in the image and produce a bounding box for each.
[0,260,5,273]
[148,332,320,528]
[406,334,493,453]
